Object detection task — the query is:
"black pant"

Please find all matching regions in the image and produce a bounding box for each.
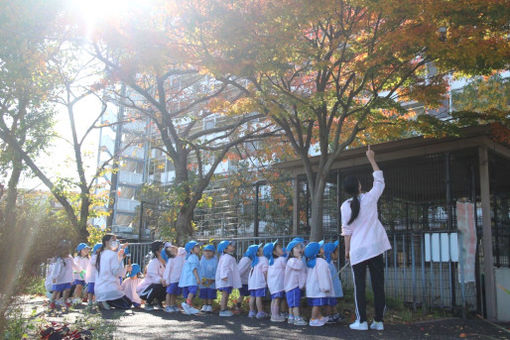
[107,295,132,309]
[351,254,386,323]
[140,283,166,305]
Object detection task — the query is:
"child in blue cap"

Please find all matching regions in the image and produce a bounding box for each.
[215,240,241,317]
[85,243,102,307]
[122,263,142,308]
[305,242,333,327]
[236,248,252,311]
[247,243,268,319]
[163,243,187,313]
[178,240,201,315]
[199,244,218,313]
[72,243,90,305]
[322,241,344,323]
[264,240,286,323]
[284,240,307,326]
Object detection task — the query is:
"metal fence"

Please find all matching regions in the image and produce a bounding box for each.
[128,229,473,312]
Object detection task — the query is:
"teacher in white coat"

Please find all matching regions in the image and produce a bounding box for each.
[341,146,391,331]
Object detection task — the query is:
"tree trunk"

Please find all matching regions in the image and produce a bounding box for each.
[175,206,194,243]
[309,178,326,241]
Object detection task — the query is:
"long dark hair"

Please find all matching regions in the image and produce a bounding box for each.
[95,234,115,273]
[344,176,361,225]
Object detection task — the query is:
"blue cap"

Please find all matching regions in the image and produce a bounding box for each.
[304,242,320,268]
[92,243,102,255]
[323,242,339,263]
[286,240,301,254]
[76,243,90,252]
[263,240,278,265]
[128,263,141,277]
[318,240,325,248]
[217,240,232,254]
[185,240,200,254]
[246,244,261,267]
[203,244,215,252]
[292,237,305,243]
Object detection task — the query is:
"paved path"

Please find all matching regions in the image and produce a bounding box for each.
[25,296,510,339]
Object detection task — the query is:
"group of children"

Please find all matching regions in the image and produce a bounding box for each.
[46,237,344,327]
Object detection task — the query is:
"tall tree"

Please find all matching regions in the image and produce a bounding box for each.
[175,0,510,240]
[92,8,276,242]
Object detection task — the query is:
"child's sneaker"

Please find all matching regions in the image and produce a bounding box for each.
[294,316,307,326]
[201,305,208,312]
[188,305,200,315]
[55,299,65,307]
[270,315,285,322]
[64,300,72,309]
[100,301,111,310]
[349,320,368,331]
[87,300,93,307]
[287,315,295,324]
[332,313,343,322]
[248,310,257,318]
[309,318,327,327]
[256,312,268,319]
[219,310,233,317]
[327,315,337,324]
[370,321,384,331]
[280,312,289,319]
[208,305,214,312]
[164,306,174,313]
[49,302,57,309]
[144,304,154,311]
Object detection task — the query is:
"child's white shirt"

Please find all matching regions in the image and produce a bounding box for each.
[94,249,125,302]
[215,253,242,289]
[73,256,89,281]
[305,257,334,298]
[85,254,98,283]
[237,257,251,285]
[267,256,286,294]
[122,277,142,304]
[162,247,186,284]
[50,256,77,285]
[248,256,268,291]
[284,257,307,292]
[137,257,165,294]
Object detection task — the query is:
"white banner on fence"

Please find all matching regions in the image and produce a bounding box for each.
[456,201,477,283]
[425,232,459,262]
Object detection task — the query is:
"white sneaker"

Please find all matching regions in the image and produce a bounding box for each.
[165,306,174,313]
[72,298,82,305]
[144,304,154,311]
[294,316,307,326]
[201,305,208,312]
[188,306,200,314]
[219,310,233,317]
[100,301,111,310]
[270,315,286,322]
[370,321,384,331]
[288,315,295,324]
[349,320,368,331]
[207,305,213,312]
[248,310,256,318]
[181,302,191,314]
[309,318,327,327]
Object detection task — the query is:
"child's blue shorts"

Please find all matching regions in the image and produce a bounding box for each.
[182,285,198,298]
[271,291,285,299]
[199,287,217,300]
[328,297,338,306]
[87,282,95,294]
[307,297,329,306]
[218,286,233,294]
[286,287,301,308]
[52,283,72,292]
[166,282,182,295]
[73,279,86,286]
[249,288,266,297]
[238,284,249,297]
